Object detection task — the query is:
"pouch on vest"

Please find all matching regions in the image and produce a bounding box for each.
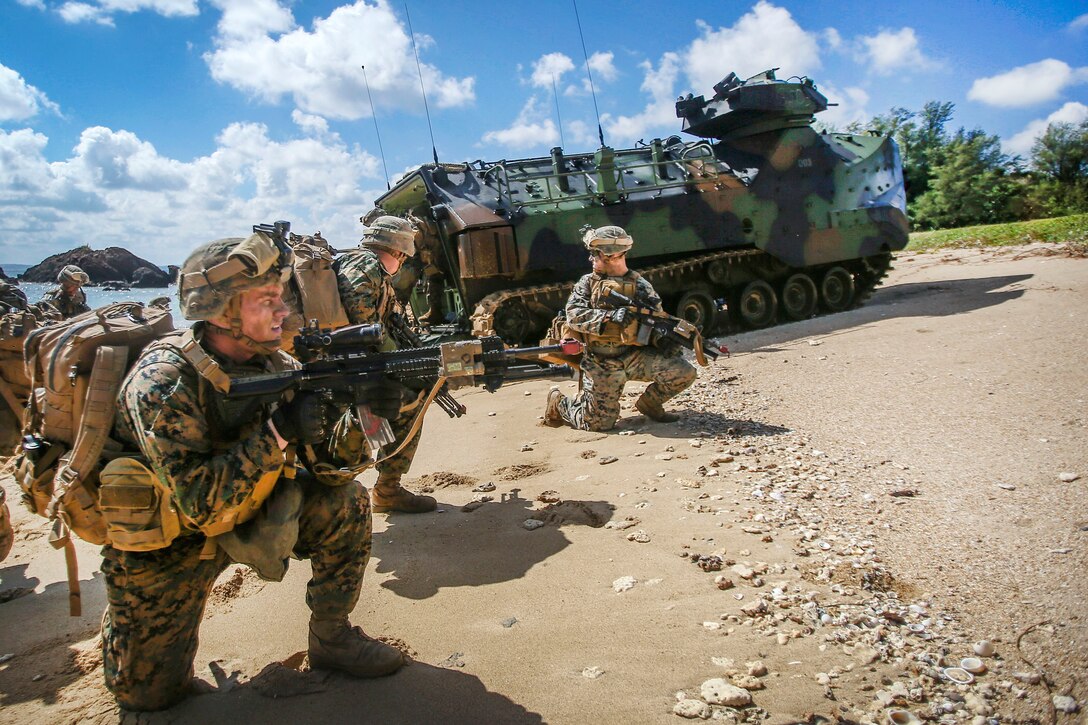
[291,243,350,329]
[98,457,182,552]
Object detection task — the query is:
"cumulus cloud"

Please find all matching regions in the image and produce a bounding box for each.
[530,52,575,89]
[968,59,1088,107]
[857,27,935,74]
[57,1,115,25]
[823,28,843,51]
[54,0,196,24]
[0,63,60,122]
[1069,13,1088,31]
[684,2,820,93]
[602,52,682,145]
[15,0,45,9]
[204,0,475,120]
[1003,102,1088,157]
[0,124,385,264]
[817,83,871,130]
[481,96,558,150]
[291,110,330,137]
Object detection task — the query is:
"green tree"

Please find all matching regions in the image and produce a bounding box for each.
[912,130,1020,230]
[1032,120,1088,183]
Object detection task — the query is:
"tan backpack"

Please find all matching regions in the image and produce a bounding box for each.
[16,301,174,614]
[288,241,349,333]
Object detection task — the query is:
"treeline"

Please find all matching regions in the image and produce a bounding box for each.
[839,103,1088,231]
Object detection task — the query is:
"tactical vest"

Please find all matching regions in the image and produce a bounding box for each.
[584,272,643,356]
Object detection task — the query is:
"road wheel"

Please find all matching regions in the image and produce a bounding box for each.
[736,280,778,329]
[675,287,717,335]
[780,273,817,321]
[820,267,855,312]
[492,300,533,344]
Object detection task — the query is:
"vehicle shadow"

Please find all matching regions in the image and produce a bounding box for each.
[0,565,104,709]
[144,657,545,725]
[372,489,613,600]
[714,274,1032,355]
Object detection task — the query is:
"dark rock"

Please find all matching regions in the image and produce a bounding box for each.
[167,265,180,281]
[0,267,12,282]
[21,246,171,287]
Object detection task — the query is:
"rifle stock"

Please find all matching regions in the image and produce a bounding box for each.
[601,289,720,365]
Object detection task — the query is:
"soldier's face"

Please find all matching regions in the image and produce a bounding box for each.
[590,250,628,276]
[236,282,290,347]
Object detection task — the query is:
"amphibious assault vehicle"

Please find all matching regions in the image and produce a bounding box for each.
[371,69,909,344]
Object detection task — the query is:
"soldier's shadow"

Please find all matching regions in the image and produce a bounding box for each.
[372,489,613,600]
[611,411,790,441]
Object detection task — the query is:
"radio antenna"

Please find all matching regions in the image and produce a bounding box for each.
[552,74,566,148]
[571,0,605,148]
[361,65,391,190]
[404,4,439,165]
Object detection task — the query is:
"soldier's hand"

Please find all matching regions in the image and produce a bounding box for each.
[357,379,405,421]
[609,307,628,325]
[653,335,682,356]
[271,392,337,445]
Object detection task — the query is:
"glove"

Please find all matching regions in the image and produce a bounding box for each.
[653,335,682,356]
[271,392,337,445]
[356,379,406,421]
[609,307,628,325]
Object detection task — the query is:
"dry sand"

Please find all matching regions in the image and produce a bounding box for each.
[1,245,1085,724]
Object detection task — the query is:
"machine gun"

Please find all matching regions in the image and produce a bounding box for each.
[600,289,724,366]
[227,322,581,454]
[385,310,466,418]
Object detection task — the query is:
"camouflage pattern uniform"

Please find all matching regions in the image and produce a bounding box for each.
[102,323,373,711]
[0,486,13,563]
[38,286,89,318]
[552,271,696,432]
[0,279,28,312]
[334,246,423,483]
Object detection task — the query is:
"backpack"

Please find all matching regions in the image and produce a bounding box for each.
[285,241,350,343]
[15,301,174,615]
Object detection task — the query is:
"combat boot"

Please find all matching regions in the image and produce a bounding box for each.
[308,618,405,678]
[635,395,680,423]
[543,386,565,427]
[371,474,437,514]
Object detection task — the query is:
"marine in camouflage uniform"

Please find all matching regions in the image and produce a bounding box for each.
[545,226,696,432]
[334,216,437,514]
[38,265,91,318]
[102,234,405,712]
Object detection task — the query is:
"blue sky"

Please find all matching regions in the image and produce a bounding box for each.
[2,0,1087,265]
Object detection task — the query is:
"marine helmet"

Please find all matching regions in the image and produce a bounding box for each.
[177,232,293,321]
[360,215,418,257]
[582,225,633,255]
[57,265,90,285]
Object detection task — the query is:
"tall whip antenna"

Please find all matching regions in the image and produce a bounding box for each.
[571,0,605,148]
[361,65,391,190]
[552,74,566,148]
[404,4,439,165]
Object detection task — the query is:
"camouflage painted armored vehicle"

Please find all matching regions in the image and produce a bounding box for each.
[370,69,909,344]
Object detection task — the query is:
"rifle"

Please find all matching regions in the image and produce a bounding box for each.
[227,322,581,455]
[253,220,295,262]
[386,310,466,418]
[600,288,723,366]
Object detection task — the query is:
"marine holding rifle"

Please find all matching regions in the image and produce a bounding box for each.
[103,231,406,711]
[333,215,436,514]
[544,225,698,432]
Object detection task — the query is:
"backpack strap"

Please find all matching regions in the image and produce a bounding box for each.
[173,329,233,394]
[47,343,130,617]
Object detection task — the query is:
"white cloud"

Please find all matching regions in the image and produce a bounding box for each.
[817,83,871,129]
[481,96,558,150]
[601,53,682,145]
[857,27,934,74]
[57,1,115,25]
[0,64,60,122]
[54,0,196,24]
[0,124,385,264]
[1003,102,1088,157]
[530,52,575,89]
[588,51,618,83]
[15,0,45,9]
[823,27,843,51]
[291,110,330,137]
[968,59,1088,107]
[204,0,475,120]
[684,2,820,94]
[1069,13,1088,31]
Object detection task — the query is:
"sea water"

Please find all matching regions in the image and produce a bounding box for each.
[14,282,185,326]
